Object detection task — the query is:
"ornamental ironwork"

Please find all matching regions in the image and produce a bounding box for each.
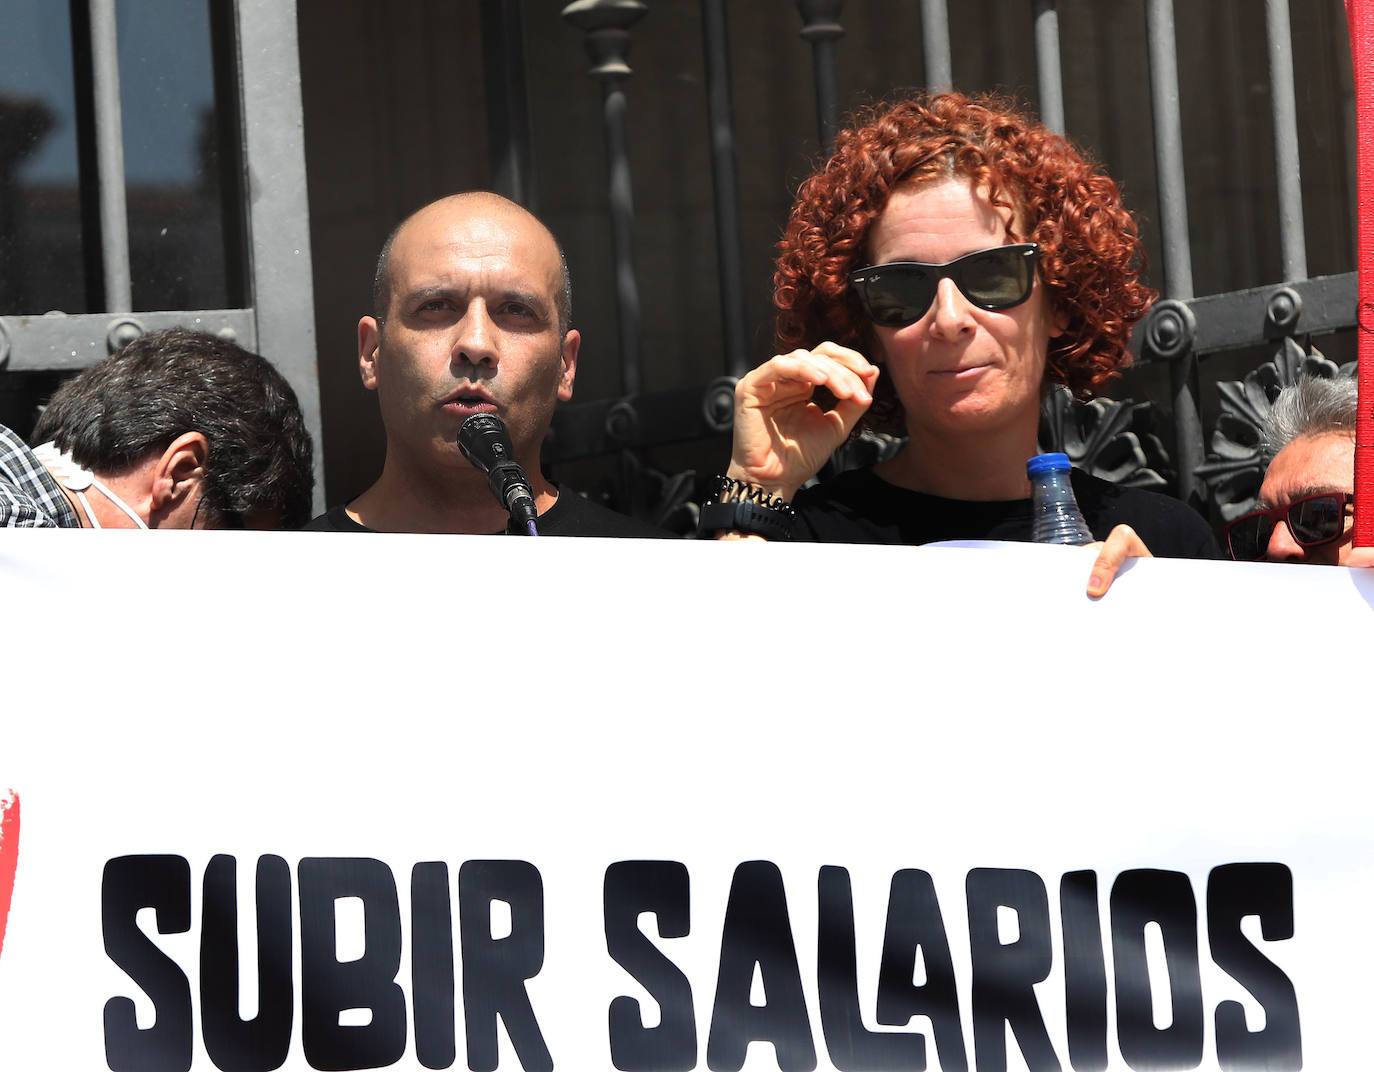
[1197,340,1356,523]
[1039,389,1172,491]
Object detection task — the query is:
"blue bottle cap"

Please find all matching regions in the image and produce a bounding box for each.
[1026,452,1072,475]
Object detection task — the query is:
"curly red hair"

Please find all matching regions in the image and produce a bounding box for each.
[774,92,1155,432]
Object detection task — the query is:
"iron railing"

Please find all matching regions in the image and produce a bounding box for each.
[0,0,324,512]
[533,0,1356,533]
[0,0,1356,534]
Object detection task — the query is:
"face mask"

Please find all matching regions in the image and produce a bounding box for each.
[31,442,149,529]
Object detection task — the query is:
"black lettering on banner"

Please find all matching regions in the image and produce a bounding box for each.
[966,868,1060,1072]
[1110,869,1203,1069]
[817,866,932,1071]
[102,854,194,1072]
[1207,863,1302,1070]
[1059,871,1107,1072]
[875,868,968,1072]
[459,859,552,1072]
[298,857,407,1071]
[706,860,817,1072]
[200,854,293,1072]
[412,862,457,1070]
[604,860,696,1071]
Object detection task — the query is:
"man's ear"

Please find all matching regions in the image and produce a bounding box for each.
[149,431,210,517]
[557,328,580,402]
[359,316,382,391]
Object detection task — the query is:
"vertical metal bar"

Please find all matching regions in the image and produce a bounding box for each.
[481,0,537,211]
[1145,0,1202,504]
[920,0,953,93]
[700,0,747,378]
[1145,0,1194,300]
[796,1,844,156]
[1265,0,1308,281]
[1032,0,1066,135]
[235,0,325,513]
[601,80,641,395]
[88,0,132,313]
[67,0,104,310]
[209,0,250,309]
[563,1,647,397]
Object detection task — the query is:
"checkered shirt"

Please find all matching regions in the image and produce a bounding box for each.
[0,424,80,527]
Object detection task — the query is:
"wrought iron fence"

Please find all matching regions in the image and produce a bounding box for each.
[0,0,1357,535]
[534,0,1358,535]
[0,0,324,511]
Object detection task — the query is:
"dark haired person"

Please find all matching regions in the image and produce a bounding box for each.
[1,327,313,528]
[705,92,1219,591]
[304,190,666,536]
[1225,376,1366,566]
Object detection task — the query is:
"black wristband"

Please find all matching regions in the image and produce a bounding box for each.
[699,477,796,540]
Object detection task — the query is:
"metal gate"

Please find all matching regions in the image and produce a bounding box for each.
[0,0,323,511]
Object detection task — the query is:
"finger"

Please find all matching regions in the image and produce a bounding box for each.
[734,355,828,414]
[1086,524,1153,599]
[739,350,841,394]
[826,392,875,439]
[810,341,877,375]
[809,343,882,397]
[798,349,877,406]
[778,348,874,405]
[740,349,874,410]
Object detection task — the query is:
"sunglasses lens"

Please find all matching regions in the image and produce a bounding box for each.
[961,247,1035,308]
[860,268,936,326]
[852,245,1037,326]
[1227,513,1273,561]
[1226,492,1349,560]
[1289,494,1345,544]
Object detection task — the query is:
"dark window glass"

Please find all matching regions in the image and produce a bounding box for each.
[117,0,242,311]
[0,2,88,314]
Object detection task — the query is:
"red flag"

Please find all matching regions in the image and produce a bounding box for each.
[1348,0,1374,544]
[0,790,18,963]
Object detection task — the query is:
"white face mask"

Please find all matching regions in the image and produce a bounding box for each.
[32,442,149,529]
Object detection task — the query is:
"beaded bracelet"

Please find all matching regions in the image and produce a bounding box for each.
[699,475,796,539]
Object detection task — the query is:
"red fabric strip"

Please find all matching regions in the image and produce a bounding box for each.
[0,790,18,963]
[1348,0,1374,544]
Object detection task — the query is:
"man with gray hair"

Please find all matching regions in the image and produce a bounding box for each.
[1223,376,1360,564]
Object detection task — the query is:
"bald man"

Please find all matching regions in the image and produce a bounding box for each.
[305,192,665,536]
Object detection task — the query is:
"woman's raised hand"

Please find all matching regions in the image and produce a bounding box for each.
[726,343,880,501]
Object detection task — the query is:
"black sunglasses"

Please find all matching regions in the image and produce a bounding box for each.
[848,243,1041,327]
[1224,491,1353,561]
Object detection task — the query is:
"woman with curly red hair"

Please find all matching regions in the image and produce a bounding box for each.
[703,92,1218,586]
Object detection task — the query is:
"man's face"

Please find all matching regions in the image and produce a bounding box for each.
[1256,431,1356,564]
[359,195,578,478]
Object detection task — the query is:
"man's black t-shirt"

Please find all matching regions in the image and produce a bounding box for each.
[792,467,1221,558]
[301,488,672,538]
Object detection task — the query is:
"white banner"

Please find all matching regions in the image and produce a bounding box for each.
[2,531,1372,1071]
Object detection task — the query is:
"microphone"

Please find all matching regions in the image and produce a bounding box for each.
[457,413,539,533]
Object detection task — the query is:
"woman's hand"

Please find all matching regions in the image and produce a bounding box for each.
[1085,524,1153,598]
[726,342,880,501]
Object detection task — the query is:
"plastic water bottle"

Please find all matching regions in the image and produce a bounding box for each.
[1026,452,1094,545]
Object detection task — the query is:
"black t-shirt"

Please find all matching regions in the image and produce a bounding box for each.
[792,467,1222,559]
[302,488,673,538]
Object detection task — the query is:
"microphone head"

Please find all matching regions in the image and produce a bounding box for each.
[457,413,514,474]
[457,412,536,523]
